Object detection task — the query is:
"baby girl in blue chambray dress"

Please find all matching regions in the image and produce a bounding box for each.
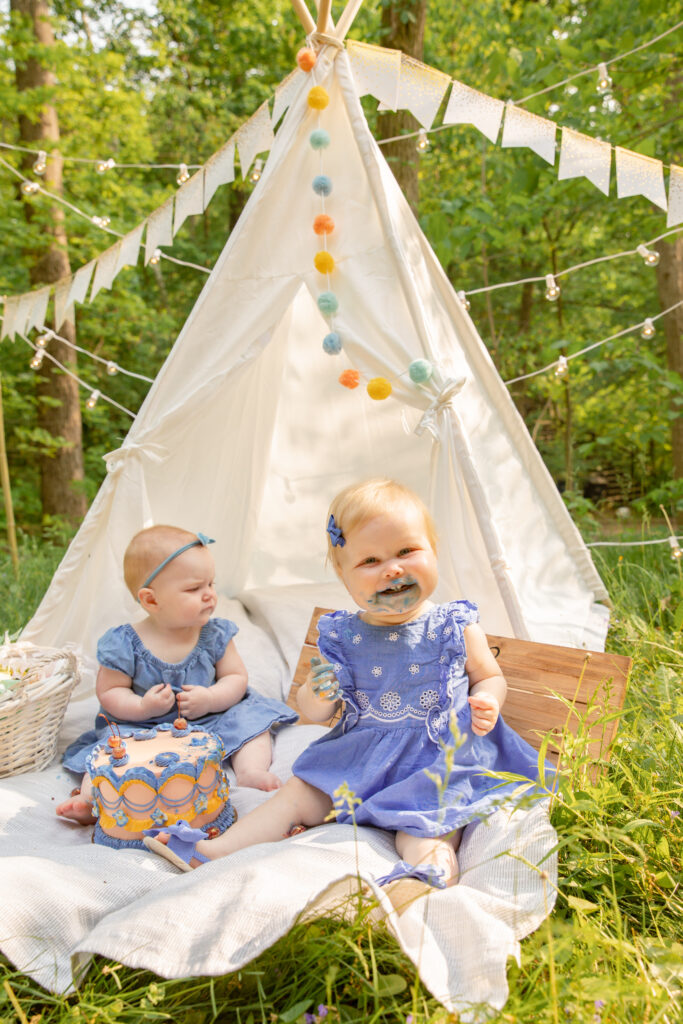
[144,480,552,913]
[57,525,297,825]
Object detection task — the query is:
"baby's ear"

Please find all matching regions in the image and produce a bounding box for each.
[138,587,157,611]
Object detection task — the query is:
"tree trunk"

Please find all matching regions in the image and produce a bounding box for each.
[377,0,428,217]
[655,236,683,479]
[10,0,87,523]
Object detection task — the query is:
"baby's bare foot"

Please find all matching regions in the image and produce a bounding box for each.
[234,769,282,791]
[56,795,97,825]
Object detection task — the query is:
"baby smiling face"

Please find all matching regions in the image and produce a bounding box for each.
[334,502,438,626]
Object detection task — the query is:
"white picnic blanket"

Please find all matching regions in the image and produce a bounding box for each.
[1,587,558,1022]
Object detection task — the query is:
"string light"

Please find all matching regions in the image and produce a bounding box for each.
[416,129,430,152]
[457,290,470,311]
[32,150,47,175]
[249,158,264,183]
[640,317,655,339]
[545,274,561,301]
[149,248,162,265]
[34,324,154,384]
[176,163,190,185]
[91,215,110,228]
[106,361,119,375]
[554,355,569,378]
[86,389,101,410]
[636,244,660,267]
[96,158,116,174]
[669,536,683,560]
[20,180,40,195]
[29,350,44,369]
[35,330,52,348]
[596,63,613,95]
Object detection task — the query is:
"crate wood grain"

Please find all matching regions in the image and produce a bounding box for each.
[287,607,631,763]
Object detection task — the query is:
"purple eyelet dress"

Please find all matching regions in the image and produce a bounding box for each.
[63,618,298,775]
[292,601,553,838]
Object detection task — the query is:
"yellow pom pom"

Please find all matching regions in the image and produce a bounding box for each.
[367,377,392,401]
[314,251,335,274]
[307,86,329,110]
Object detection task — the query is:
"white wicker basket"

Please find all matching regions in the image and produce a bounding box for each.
[0,641,80,778]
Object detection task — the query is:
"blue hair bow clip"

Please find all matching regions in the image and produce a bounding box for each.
[327,514,345,548]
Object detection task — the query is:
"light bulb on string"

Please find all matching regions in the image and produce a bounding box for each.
[176,163,190,185]
[149,248,162,265]
[96,158,116,174]
[554,355,569,378]
[86,389,101,410]
[30,350,44,370]
[596,63,612,95]
[32,150,47,175]
[641,318,655,339]
[21,180,40,195]
[416,129,430,153]
[545,274,561,301]
[669,536,682,560]
[636,244,660,267]
[106,361,118,376]
[35,330,52,348]
[249,159,264,184]
[457,290,470,312]
[91,215,110,229]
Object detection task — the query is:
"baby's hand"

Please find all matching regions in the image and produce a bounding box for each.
[468,692,500,736]
[177,684,212,719]
[141,683,176,716]
[309,656,340,702]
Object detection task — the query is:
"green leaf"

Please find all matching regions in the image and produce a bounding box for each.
[673,600,683,631]
[373,973,408,996]
[278,999,313,1023]
[566,895,599,914]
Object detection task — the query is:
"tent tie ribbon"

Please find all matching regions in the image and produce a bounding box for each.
[414,376,467,439]
[104,442,169,475]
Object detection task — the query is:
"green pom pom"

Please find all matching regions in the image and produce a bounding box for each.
[409,359,433,384]
[318,292,339,315]
[310,129,331,150]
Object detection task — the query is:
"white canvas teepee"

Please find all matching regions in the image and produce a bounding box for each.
[23,33,609,661]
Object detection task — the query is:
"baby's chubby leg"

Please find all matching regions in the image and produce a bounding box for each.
[395,828,463,886]
[56,773,97,825]
[231,730,281,791]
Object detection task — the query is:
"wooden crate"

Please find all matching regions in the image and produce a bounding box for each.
[287,607,631,764]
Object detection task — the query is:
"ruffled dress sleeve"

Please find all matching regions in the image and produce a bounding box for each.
[96,625,136,677]
[204,618,239,662]
[316,611,354,694]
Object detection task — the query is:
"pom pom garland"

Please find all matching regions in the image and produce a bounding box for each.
[323,332,342,355]
[317,291,339,315]
[339,369,360,389]
[297,48,317,72]
[408,359,433,384]
[313,214,335,235]
[309,129,331,150]
[312,175,332,197]
[314,251,335,274]
[367,377,392,400]
[307,86,329,110]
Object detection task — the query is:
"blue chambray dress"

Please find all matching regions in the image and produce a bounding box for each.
[292,601,551,838]
[63,618,298,775]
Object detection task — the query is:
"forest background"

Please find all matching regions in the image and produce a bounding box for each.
[0,0,681,557]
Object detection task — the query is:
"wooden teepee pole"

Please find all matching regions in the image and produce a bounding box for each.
[0,374,19,576]
[334,0,363,41]
[291,0,316,34]
[316,0,332,32]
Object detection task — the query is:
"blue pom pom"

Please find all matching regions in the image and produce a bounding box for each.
[408,358,433,384]
[322,332,342,354]
[317,291,339,315]
[312,174,332,196]
[310,129,331,150]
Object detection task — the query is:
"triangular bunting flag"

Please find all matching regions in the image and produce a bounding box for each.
[145,197,175,265]
[174,169,206,235]
[25,286,52,334]
[115,223,145,275]
[203,138,236,208]
[54,277,74,331]
[14,292,36,339]
[443,80,504,144]
[666,165,683,227]
[67,260,96,308]
[347,40,401,110]
[91,242,122,302]
[501,104,557,165]
[615,147,667,211]
[378,54,450,129]
[558,127,611,196]
[272,69,304,127]
[1,296,19,341]
[237,102,275,179]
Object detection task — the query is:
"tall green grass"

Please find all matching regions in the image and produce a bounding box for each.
[1,534,681,1024]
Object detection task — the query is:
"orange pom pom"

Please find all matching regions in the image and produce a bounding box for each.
[296,48,317,72]
[313,214,335,236]
[314,250,335,274]
[339,369,360,390]
[307,86,329,110]
[367,377,392,400]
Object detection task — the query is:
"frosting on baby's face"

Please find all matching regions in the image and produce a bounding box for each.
[334,505,438,626]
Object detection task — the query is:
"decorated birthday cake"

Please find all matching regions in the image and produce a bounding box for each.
[86,720,235,849]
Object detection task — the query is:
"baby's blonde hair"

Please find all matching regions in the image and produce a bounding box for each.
[123,525,199,597]
[326,478,437,565]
